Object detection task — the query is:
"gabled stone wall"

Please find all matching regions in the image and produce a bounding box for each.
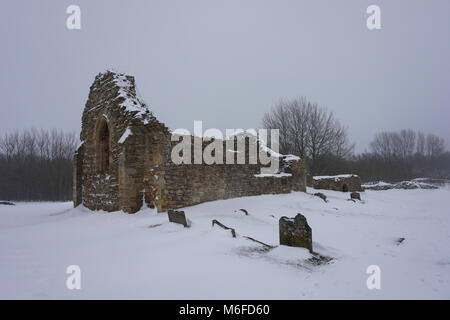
[74,70,169,213]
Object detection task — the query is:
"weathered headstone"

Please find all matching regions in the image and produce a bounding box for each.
[279,214,313,253]
[168,209,190,228]
[350,192,361,200]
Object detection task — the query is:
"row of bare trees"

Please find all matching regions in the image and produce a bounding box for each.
[262,98,354,174]
[363,129,449,181]
[262,97,449,181]
[0,129,78,201]
[370,129,445,161]
[347,151,450,182]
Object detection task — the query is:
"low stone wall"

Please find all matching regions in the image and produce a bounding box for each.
[312,174,362,192]
[143,133,307,212]
[160,160,306,211]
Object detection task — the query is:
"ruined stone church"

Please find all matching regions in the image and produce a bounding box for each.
[73,71,307,213]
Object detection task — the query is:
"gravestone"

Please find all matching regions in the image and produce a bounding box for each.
[212,219,236,238]
[279,214,313,253]
[168,209,190,228]
[350,192,361,200]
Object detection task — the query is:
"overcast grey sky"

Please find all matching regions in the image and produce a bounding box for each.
[1,0,449,152]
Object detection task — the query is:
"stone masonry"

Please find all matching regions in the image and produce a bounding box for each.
[73,70,307,213]
[311,174,363,192]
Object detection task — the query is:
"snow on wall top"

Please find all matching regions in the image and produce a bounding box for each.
[113,73,148,114]
[313,174,358,180]
[171,128,301,161]
[254,173,292,178]
[362,181,394,187]
[94,70,154,123]
[118,127,132,144]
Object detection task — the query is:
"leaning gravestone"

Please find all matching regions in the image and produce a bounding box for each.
[279,214,313,253]
[168,209,190,228]
[212,219,236,238]
[313,192,327,202]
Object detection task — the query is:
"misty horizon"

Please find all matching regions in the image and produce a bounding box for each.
[1,0,449,153]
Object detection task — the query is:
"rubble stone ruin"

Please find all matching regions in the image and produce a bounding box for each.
[310,174,363,192]
[73,70,307,213]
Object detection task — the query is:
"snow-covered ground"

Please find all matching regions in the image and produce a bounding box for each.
[1,186,449,299]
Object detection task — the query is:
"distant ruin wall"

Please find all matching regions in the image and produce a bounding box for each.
[312,174,362,192]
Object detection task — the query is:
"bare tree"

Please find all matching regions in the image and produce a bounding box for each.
[0,129,78,201]
[331,122,354,158]
[416,131,426,155]
[370,129,416,161]
[262,101,293,155]
[368,129,449,181]
[370,131,397,160]
[262,97,354,174]
[426,134,445,157]
[398,129,416,160]
[287,98,311,159]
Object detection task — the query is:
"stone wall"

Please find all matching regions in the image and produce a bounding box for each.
[312,174,362,192]
[160,160,306,211]
[75,70,164,213]
[152,135,307,211]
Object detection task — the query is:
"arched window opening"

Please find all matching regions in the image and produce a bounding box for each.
[96,119,110,173]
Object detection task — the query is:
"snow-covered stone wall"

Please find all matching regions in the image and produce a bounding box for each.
[311,174,362,192]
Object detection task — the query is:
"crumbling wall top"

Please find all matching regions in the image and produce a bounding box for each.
[85,70,155,123]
